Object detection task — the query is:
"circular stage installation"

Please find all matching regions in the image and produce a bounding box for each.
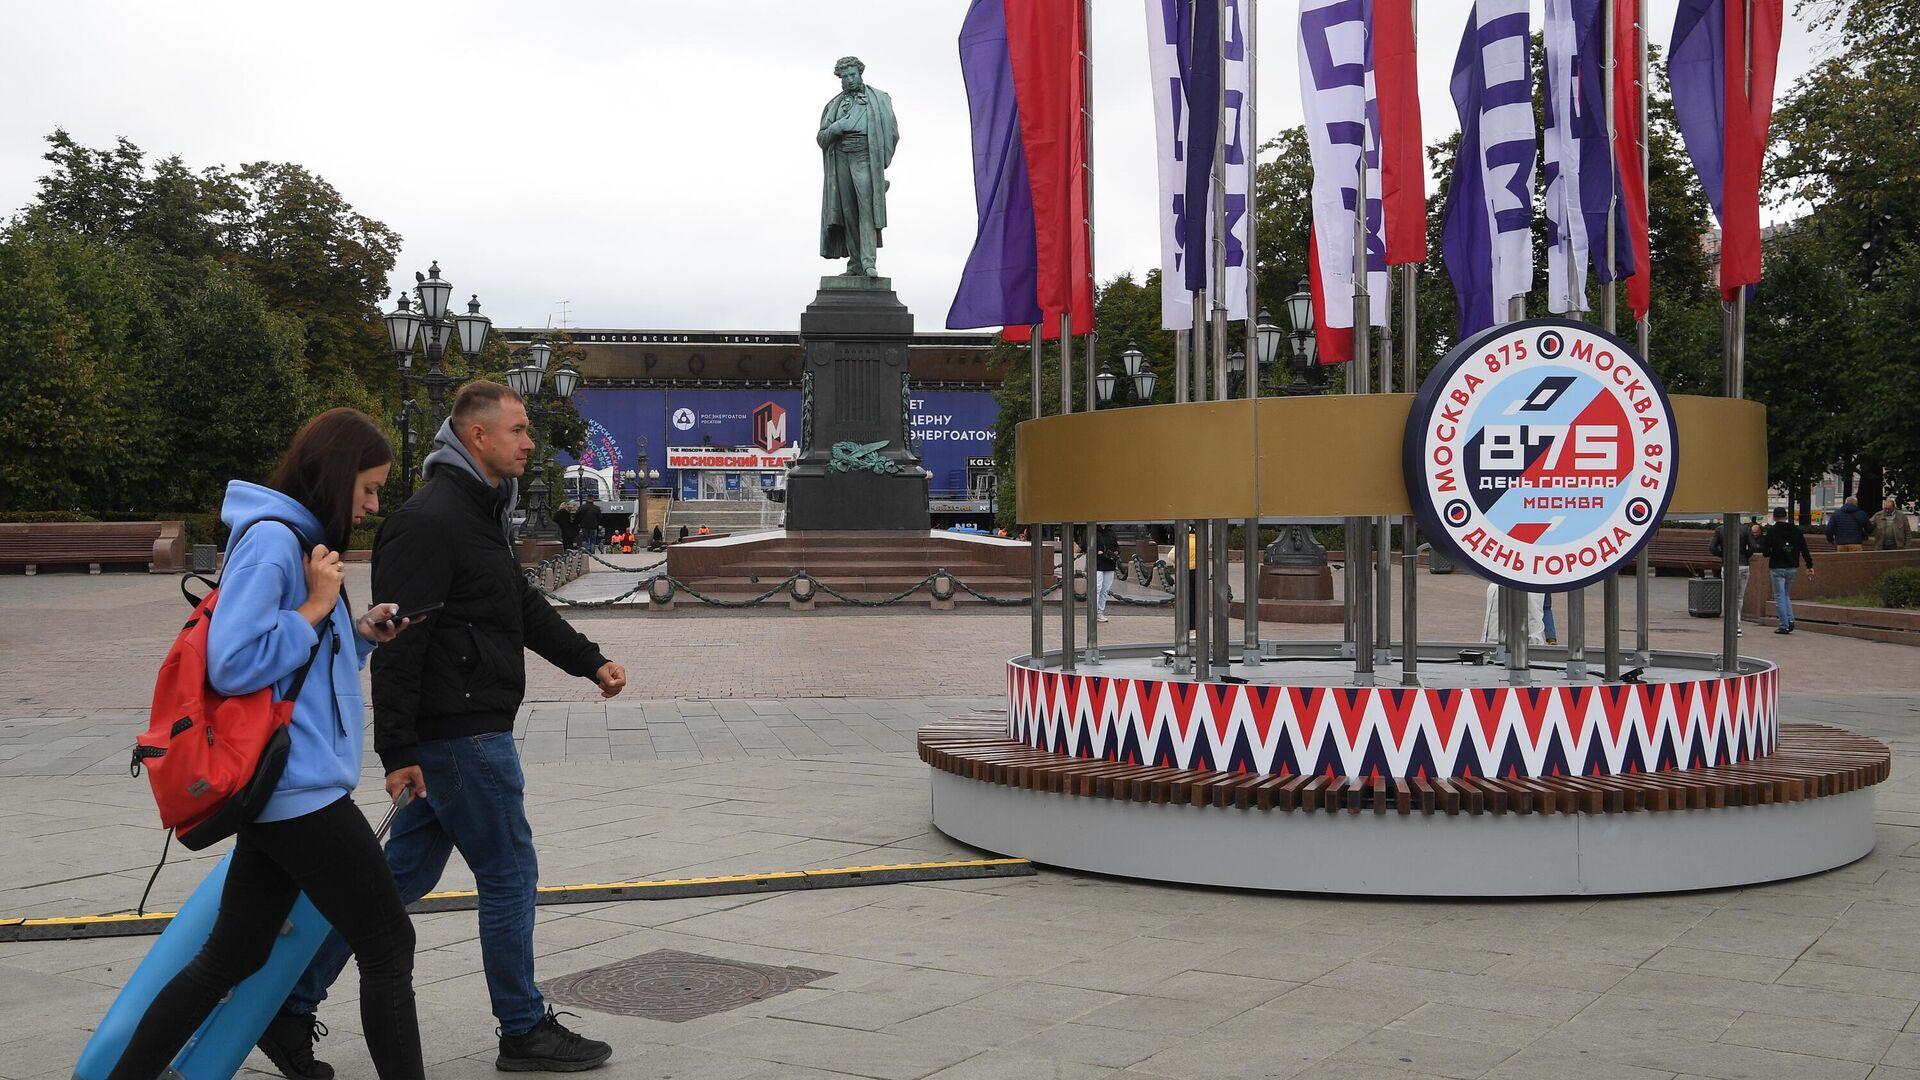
[922,646,1890,897]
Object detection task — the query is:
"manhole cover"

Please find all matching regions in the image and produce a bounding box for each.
[538,949,834,1022]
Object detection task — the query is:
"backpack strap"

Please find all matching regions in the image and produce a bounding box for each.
[218,515,338,704]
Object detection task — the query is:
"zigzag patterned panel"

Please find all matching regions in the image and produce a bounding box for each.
[1005,663,1778,780]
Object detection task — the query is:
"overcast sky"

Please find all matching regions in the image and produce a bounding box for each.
[0,1,1829,333]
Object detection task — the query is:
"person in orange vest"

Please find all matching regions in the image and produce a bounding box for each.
[618,531,635,554]
[697,524,711,536]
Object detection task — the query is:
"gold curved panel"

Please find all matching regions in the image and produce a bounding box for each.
[1015,393,1766,523]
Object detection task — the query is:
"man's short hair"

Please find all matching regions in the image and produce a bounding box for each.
[452,380,523,427]
[1773,507,1789,519]
[835,56,865,76]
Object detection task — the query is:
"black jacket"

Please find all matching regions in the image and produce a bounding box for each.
[1763,521,1815,570]
[577,502,602,534]
[370,468,608,772]
[1708,524,1755,562]
[1095,527,1119,572]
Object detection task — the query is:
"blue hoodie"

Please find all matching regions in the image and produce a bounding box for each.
[209,480,378,823]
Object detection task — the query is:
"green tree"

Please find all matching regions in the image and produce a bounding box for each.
[0,229,159,511]
[148,273,308,510]
[1762,0,1920,503]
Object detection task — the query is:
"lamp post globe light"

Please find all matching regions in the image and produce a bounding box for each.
[1095,341,1158,410]
[385,261,491,498]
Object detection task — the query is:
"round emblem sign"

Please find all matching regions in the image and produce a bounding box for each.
[1402,318,1678,591]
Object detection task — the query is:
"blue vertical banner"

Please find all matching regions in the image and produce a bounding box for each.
[1441,0,1535,337]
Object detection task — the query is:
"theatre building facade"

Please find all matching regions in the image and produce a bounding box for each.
[498,328,1004,527]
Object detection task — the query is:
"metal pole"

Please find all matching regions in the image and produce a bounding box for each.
[1503,297,1529,685]
[1376,273,1394,666]
[1060,314,1075,673]
[1210,3,1233,671]
[1192,299,1211,681]
[1351,152,1374,682]
[1029,326,1045,664]
[1174,329,1191,672]
[1720,0,1752,674]
[1400,261,1419,685]
[1242,0,1262,665]
[1632,0,1652,667]
[1081,0,1100,667]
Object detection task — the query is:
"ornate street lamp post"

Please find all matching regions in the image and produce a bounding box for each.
[506,340,581,540]
[1267,286,1328,567]
[384,262,492,498]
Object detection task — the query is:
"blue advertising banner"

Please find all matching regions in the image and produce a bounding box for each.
[666,390,803,451]
[567,387,999,499]
[909,391,998,494]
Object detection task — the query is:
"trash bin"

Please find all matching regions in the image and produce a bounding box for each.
[1687,575,1722,618]
[1426,544,1453,575]
[191,544,217,574]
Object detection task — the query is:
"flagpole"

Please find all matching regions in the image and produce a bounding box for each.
[1400,0,1421,688]
[1632,0,1651,667]
[1376,269,1393,666]
[1192,304,1211,680]
[1030,325,1045,665]
[1174,331,1190,673]
[1241,0,1262,667]
[1081,0,1100,667]
[1060,315,1075,673]
[1351,150,1375,683]
[1571,0,1614,684]
[1210,0,1232,670]
[1719,0,1753,674]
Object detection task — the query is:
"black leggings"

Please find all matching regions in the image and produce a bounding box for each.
[108,796,421,1080]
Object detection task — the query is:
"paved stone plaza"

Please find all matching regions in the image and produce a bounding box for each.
[4,566,1920,1079]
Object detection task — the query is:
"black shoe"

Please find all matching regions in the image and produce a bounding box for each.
[497,1007,611,1072]
[1775,625,1791,634]
[257,1010,333,1080]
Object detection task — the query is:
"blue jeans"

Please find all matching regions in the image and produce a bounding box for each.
[1771,567,1799,626]
[1541,593,1556,641]
[286,731,545,1036]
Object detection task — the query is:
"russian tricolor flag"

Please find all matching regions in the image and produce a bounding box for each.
[947,0,1092,340]
[1669,0,1783,301]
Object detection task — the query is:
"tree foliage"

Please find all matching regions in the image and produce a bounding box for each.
[2,130,402,515]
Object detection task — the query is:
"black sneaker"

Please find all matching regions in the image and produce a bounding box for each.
[257,1010,333,1080]
[497,1007,611,1072]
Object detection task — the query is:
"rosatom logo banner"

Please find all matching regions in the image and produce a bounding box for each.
[1403,318,1679,591]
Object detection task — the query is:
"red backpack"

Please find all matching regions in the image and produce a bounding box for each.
[132,519,327,851]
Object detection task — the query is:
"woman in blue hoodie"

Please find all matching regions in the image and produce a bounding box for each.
[110,409,424,1080]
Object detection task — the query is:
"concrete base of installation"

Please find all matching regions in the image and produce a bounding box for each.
[930,771,1877,897]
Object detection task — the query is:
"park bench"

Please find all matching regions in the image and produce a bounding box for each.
[1644,527,1835,574]
[919,716,1888,819]
[0,521,187,575]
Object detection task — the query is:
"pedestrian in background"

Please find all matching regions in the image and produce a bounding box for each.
[1764,507,1815,633]
[554,502,579,551]
[1094,526,1118,624]
[1825,496,1872,552]
[576,496,602,554]
[1710,517,1756,633]
[1872,499,1911,550]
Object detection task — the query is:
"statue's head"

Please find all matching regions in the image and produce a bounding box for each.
[835,56,865,92]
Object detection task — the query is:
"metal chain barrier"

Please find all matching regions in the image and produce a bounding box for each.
[525,567,1097,609]
[584,551,667,573]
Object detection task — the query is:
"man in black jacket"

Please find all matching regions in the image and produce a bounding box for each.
[575,496,602,553]
[269,382,625,1077]
[1763,507,1816,633]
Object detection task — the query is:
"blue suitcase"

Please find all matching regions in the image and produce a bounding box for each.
[73,793,411,1080]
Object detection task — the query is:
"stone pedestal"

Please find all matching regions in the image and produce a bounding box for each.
[785,278,931,531]
[1260,565,1335,601]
